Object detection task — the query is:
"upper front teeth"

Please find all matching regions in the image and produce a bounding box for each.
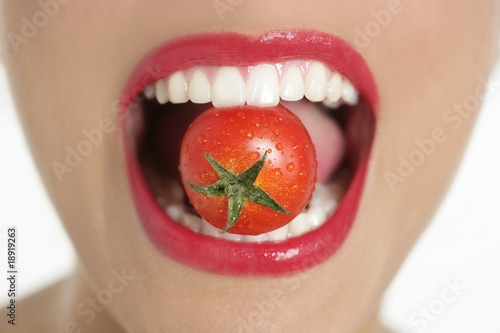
[145,60,359,108]
[246,64,280,106]
[304,61,328,102]
[167,71,189,104]
[212,67,246,107]
[280,65,304,101]
[188,69,211,104]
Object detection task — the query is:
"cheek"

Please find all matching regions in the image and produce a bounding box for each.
[369,1,499,149]
[357,0,499,253]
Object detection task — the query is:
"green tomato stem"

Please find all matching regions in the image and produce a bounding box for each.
[186,152,290,233]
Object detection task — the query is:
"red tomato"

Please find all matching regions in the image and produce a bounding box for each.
[179,104,317,235]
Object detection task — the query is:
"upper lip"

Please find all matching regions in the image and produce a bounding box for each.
[120,29,378,276]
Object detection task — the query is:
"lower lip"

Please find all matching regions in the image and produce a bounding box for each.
[121,30,378,276]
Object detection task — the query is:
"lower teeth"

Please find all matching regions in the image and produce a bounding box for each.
[153,174,348,243]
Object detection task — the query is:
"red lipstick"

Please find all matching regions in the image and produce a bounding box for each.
[121,30,378,275]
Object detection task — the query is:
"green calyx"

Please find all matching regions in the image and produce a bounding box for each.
[186,152,290,233]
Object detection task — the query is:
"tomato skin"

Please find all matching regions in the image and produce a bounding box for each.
[179,104,317,235]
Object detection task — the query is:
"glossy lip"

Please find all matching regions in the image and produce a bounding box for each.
[120,30,379,276]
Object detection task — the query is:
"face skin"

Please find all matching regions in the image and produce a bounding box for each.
[1,1,499,332]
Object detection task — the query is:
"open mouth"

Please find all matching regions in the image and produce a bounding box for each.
[121,30,378,276]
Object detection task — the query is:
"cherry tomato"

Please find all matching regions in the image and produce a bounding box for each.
[179,104,317,235]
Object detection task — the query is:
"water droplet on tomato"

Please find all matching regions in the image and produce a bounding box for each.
[224,146,231,153]
[271,168,282,177]
[252,117,260,127]
[267,148,272,154]
[250,152,259,160]
[205,125,211,131]
[182,144,189,153]
[237,112,245,119]
[240,130,254,140]
[286,163,295,172]
[293,143,301,150]
[198,134,207,144]
[275,143,283,151]
[274,129,280,136]
[299,170,307,177]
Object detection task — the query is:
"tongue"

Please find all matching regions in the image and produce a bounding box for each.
[281,100,345,183]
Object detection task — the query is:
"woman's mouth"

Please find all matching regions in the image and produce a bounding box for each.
[120,30,378,276]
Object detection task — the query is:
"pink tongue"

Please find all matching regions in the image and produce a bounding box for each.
[281,101,345,183]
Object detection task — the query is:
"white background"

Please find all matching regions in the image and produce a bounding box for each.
[0,65,499,332]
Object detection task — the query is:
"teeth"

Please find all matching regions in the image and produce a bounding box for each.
[341,79,359,105]
[322,99,342,109]
[155,79,169,104]
[280,65,305,101]
[149,60,359,109]
[200,218,222,238]
[144,84,156,99]
[288,213,312,237]
[222,232,244,242]
[246,64,280,106]
[304,61,327,102]
[307,206,327,228]
[266,224,289,242]
[245,234,268,243]
[188,69,211,104]
[166,205,183,222]
[182,214,201,233]
[212,67,246,107]
[168,71,189,104]
[326,72,342,104]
